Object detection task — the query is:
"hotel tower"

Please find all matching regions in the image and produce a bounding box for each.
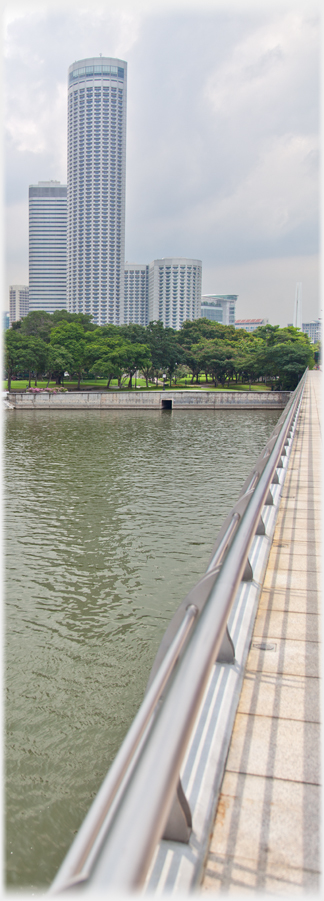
[67,57,127,325]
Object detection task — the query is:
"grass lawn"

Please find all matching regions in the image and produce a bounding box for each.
[4,378,272,392]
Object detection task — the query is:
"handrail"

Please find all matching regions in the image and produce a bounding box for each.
[50,370,307,894]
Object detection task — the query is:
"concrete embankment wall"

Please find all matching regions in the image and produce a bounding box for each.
[8,390,290,410]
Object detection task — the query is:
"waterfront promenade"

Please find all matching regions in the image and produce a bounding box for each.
[202,369,321,894]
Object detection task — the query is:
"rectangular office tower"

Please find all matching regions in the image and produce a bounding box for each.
[29,182,67,313]
[148,258,202,329]
[67,57,127,325]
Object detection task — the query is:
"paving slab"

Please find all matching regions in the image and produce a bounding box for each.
[263,569,319,591]
[253,608,320,641]
[265,550,319,572]
[226,713,320,783]
[203,771,320,874]
[237,672,320,722]
[258,587,320,613]
[246,638,320,678]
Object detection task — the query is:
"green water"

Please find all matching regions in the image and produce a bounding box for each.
[5,407,279,889]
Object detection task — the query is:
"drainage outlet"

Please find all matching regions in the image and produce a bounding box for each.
[252,641,277,651]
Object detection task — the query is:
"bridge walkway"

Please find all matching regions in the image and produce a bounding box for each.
[202,369,321,894]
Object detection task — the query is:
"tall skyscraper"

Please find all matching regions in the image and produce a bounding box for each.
[9,285,29,325]
[148,258,202,329]
[29,182,67,313]
[67,57,127,325]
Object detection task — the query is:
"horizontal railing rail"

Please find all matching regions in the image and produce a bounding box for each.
[50,370,307,895]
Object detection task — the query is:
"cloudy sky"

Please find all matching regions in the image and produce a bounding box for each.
[3,0,320,325]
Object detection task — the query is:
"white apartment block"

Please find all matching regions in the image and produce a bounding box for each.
[29,182,67,313]
[124,263,149,326]
[148,258,202,329]
[9,286,29,326]
[67,57,127,326]
[201,295,237,325]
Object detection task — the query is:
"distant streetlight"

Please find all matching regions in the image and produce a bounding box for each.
[162,373,166,391]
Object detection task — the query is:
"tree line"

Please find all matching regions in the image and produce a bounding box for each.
[4,309,315,391]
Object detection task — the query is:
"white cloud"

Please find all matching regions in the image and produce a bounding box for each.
[193,132,318,241]
[3,2,320,323]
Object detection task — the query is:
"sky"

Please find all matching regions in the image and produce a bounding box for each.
[3,0,320,325]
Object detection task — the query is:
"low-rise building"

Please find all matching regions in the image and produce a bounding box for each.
[235,318,268,333]
[3,311,10,330]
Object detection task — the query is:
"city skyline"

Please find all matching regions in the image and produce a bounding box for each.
[4,0,320,326]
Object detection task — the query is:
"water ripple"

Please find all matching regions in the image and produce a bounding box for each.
[5,407,279,888]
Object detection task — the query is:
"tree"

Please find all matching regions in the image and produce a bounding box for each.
[260,343,312,389]
[85,330,128,387]
[51,310,96,331]
[45,345,73,387]
[50,322,88,389]
[122,342,152,388]
[5,331,25,390]
[4,332,47,388]
[20,310,53,342]
[119,323,147,345]
[194,340,236,386]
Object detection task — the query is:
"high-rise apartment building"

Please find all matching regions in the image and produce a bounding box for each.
[67,57,127,326]
[124,263,149,326]
[9,285,29,326]
[29,182,67,313]
[201,295,237,325]
[148,258,202,329]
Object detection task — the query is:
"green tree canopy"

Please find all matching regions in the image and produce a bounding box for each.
[50,321,88,389]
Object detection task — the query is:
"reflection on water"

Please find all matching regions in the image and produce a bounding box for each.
[5,407,279,888]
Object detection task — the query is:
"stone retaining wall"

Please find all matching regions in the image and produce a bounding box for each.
[8,390,290,410]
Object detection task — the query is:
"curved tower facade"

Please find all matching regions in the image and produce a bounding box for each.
[67,57,127,325]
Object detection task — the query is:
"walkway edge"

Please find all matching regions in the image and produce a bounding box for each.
[144,420,301,892]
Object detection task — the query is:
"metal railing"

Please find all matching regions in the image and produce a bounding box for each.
[50,370,307,894]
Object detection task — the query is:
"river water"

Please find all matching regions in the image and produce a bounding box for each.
[5,407,279,889]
